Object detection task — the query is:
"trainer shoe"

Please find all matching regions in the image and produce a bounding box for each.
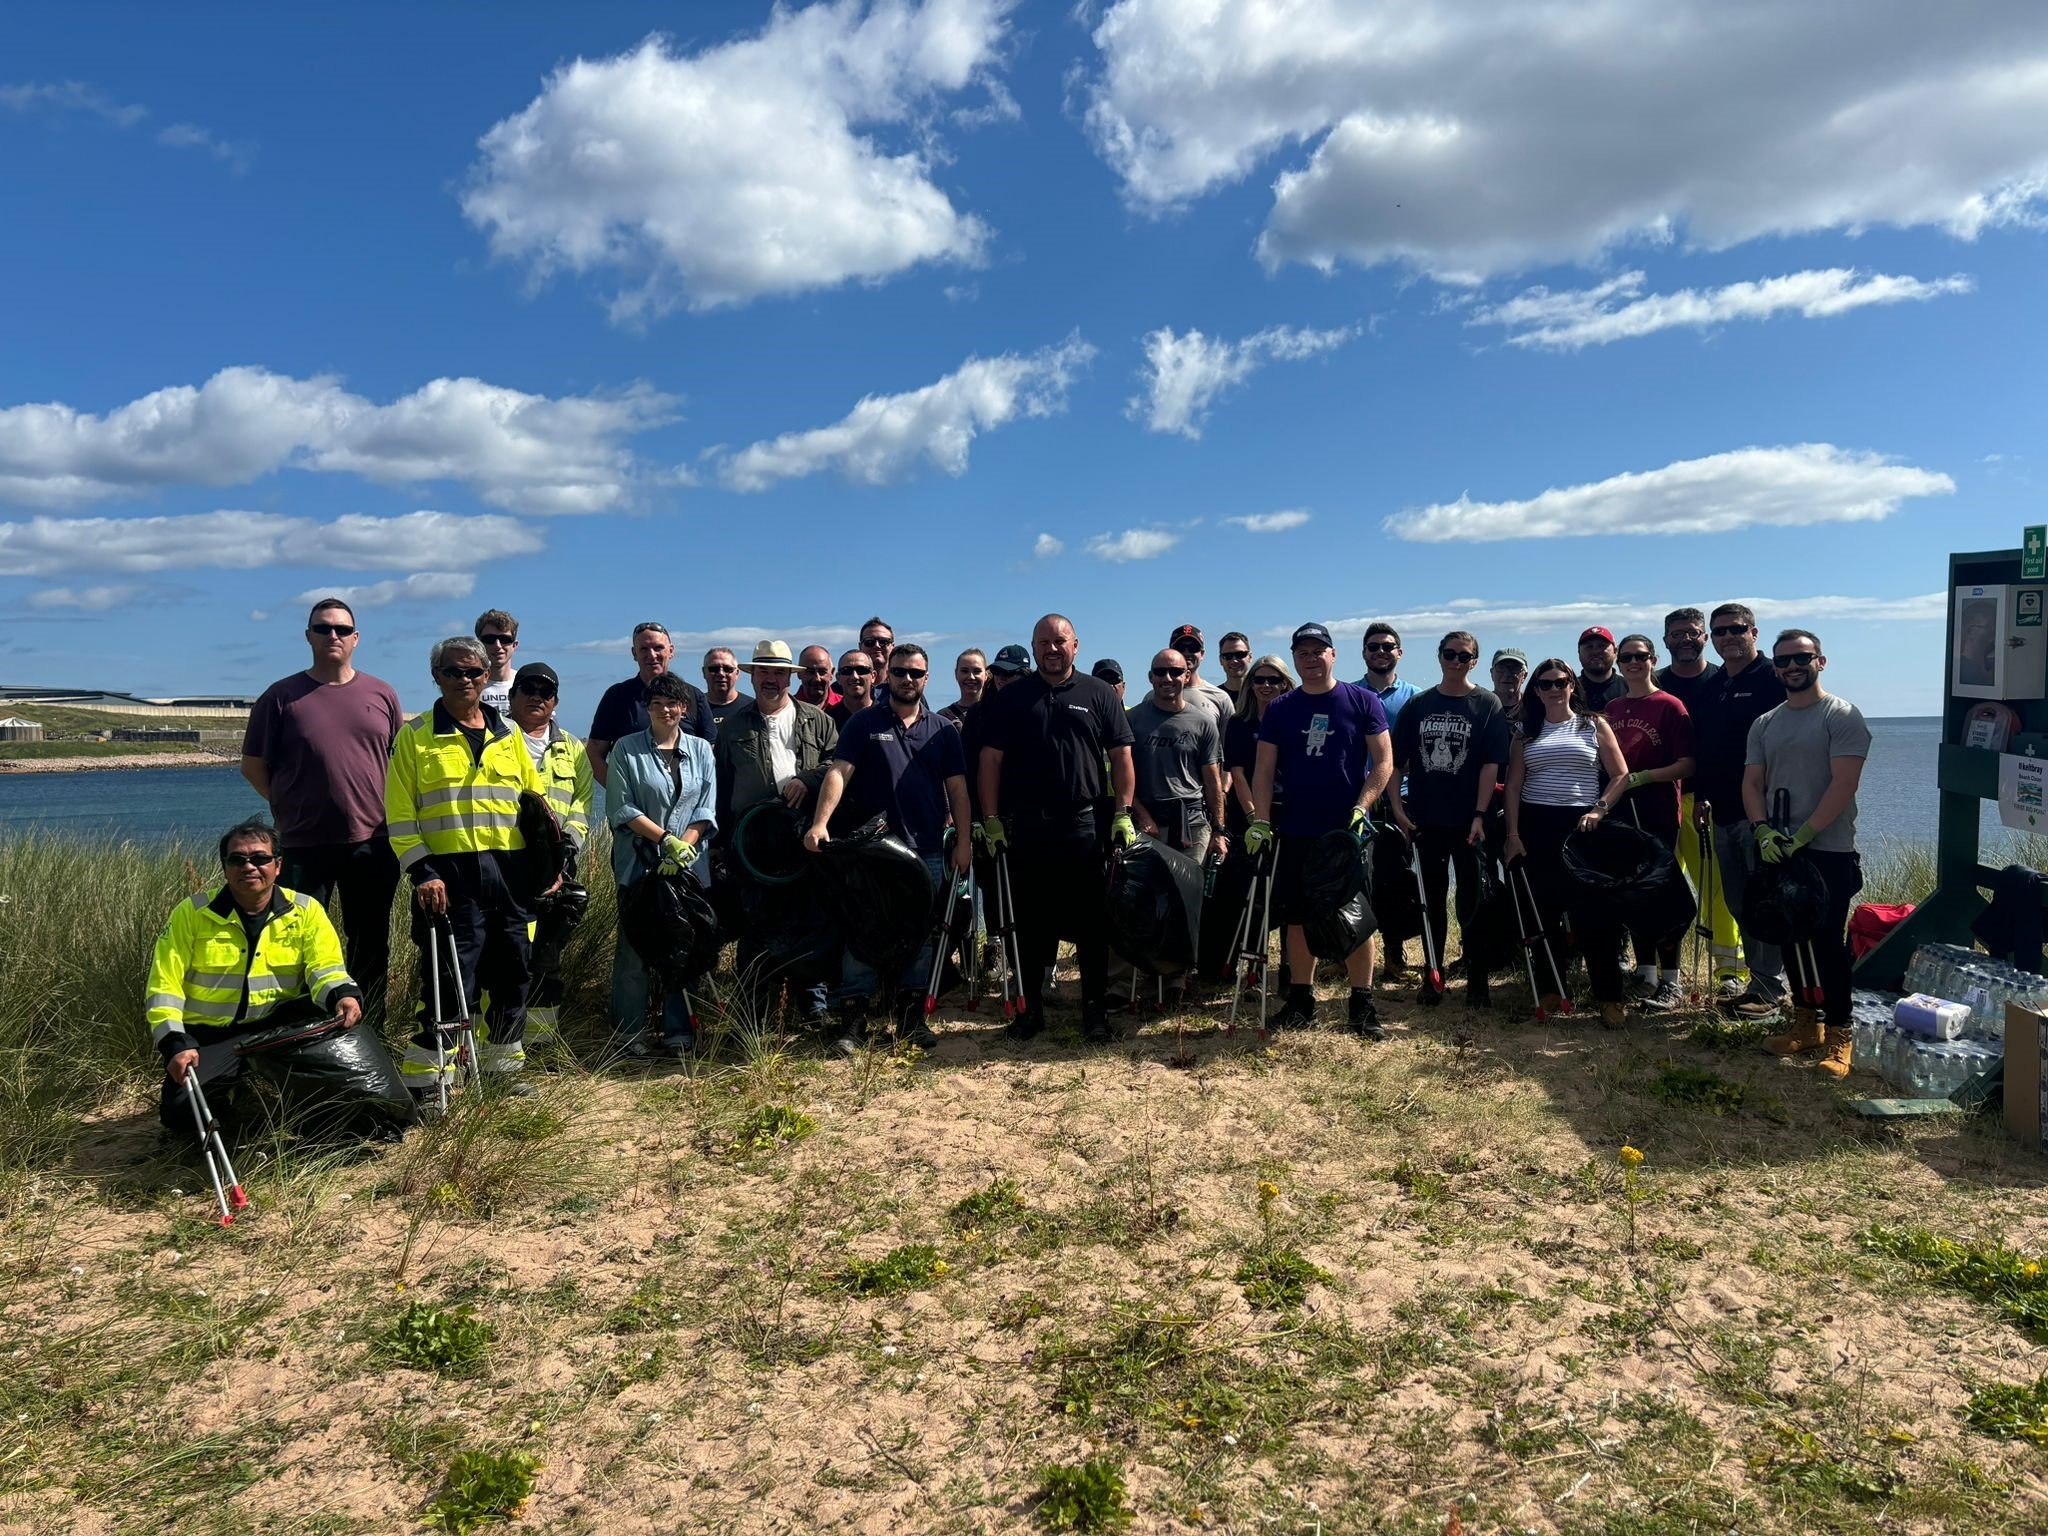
[1626,972,1659,1002]
[1725,990,1784,1021]
[659,1032,696,1061]
[1348,994,1386,1040]
[1638,980,1684,1014]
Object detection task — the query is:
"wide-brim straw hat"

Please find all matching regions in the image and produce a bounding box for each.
[739,639,801,672]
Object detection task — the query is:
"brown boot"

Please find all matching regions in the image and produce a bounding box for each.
[1763,1006,1824,1056]
[1816,1026,1853,1079]
[1599,1001,1627,1031]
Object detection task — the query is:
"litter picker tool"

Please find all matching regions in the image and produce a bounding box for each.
[1407,836,1444,997]
[1226,840,1278,1040]
[185,1073,246,1226]
[1505,857,1572,1018]
[1688,805,1716,1006]
[1766,788,1825,1011]
[923,862,964,1015]
[989,845,1026,1019]
[426,917,480,1113]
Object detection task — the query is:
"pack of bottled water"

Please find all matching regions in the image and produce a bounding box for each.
[1850,1017,2003,1098]
[1899,942,2048,1041]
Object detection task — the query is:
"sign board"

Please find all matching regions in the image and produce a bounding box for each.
[2023,588,2045,629]
[2000,751,2048,831]
[2026,524,2047,582]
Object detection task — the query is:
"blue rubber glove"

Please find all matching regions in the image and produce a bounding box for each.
[1244,820,1273,856]
[1111,810,1137,848]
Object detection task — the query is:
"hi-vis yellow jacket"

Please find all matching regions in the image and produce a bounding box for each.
[144,885,356,1054]
[386,701,548,881]
[537,722,593,856]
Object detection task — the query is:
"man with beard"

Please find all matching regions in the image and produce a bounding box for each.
[978,616,1136,1043]
[1744,630,1870,1077]
[1217,632,1253,705]
[1576,626,1626,713]
[1357,623,1420,731]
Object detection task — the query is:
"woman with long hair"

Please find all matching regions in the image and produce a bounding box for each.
[1503,658,1632,1026]
[1606,634,1697,1012]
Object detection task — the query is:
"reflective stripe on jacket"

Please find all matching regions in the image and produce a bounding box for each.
[386,701,548,881]
[144,884,358,1051]
[540,723,593,855]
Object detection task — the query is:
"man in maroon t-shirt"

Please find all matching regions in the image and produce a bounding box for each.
[240,597,406,1021]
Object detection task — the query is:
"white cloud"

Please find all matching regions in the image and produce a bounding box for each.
[0,509,541,576]
[1081,1,2048,282]
[1129,324,1355,438]
[25,584,143,612]
[1384,444,1954,543]
[719,334,1094,490]
[460,1,1015,320]
[285,572,476,613]
[0,366,676,512]
[1033,532,1064,558]
[1225,509,1311,533]
[1086,526,1179,562]
[1298,592,1945,646]
[1,80,248,168]
[1470,268,1975,351]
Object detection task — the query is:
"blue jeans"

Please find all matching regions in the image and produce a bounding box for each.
[610,924,695,1044]
[839,853,946,1008]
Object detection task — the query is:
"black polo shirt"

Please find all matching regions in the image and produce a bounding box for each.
[1692,654,1787,815]
[983,670,1134,818]
[588,675,714,745]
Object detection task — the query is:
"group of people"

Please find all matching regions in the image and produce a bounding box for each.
[141,595,1874,1132]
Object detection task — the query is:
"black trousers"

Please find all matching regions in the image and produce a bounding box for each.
[1414,824,1487,978]
[156,997,325,1137]
[410,851,532,1052]
[1010,810,1109,1009]
[1517,801,1626,1003]
[283,838,399,1023]
[1801,849,1864,1026]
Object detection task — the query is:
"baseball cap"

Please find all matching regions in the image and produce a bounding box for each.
[1091,658,1124,684]
[512,662,559,694]
[1169,623,1204,652]
[1290,622,1334,651]
[1491,648,1528,669]
[989,644,1030,676]
[1579,626,1615,645]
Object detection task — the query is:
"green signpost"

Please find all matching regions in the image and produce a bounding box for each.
[2025,524,2046,582]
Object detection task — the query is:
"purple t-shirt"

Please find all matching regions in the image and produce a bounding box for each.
[1256,680,1389,836]
[242,671,404,846]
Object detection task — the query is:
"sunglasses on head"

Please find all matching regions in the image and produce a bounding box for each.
[1617,651,1655,664]
[1710,624,1751,638]
[309,623,356,638]
[1251,674,1288,687]
[441,666,487,681]
[480,633,516,646]
[888,666,927,679]
[224,851,277,868]
[1772,652,1818,669]
[1221,649,1250,662]
[1534,676,1572,692]
[1439,649,1476,664]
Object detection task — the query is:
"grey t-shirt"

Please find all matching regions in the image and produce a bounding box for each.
[1745,694,1872,852]
[1184,675,1234,741]
[1127,696,1221,806]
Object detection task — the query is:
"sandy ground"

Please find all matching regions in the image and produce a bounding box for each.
[0,752,238,773]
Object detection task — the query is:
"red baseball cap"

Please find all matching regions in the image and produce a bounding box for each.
[1579,626,1615,645]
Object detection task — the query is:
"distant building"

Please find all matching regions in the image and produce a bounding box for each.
[0,716,44,742]
[112,727,202,744]
[0,686,252,718]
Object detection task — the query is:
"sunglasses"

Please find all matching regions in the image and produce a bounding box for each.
[1221,650,1250,662]
[1534,676,1571,692]
[1364,642,1399,654]
[1710,624,1752,638]
[514,683,555,699]
[1251,674,1288,688]
[309,623,356,638]
[1439,650,1477,664]
[441,666,487,681]
[838,665,873,677]
[1772,652,1817,669]
[224,852,277,868]
[480,634,516,646]
[704,664,737,674]
[1149,666,1186,680]
[888,666,927,679]
[1617,651,1655,664]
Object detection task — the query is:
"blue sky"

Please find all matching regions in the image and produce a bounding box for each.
[4,0,2045,718]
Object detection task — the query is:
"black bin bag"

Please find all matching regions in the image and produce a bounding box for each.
[234,1013,416,1140]
[620,870,722,985]
[1299,829,1380,961]
[1370,824,1421,947]
[1106,835,1205,977]
[817,818,935,977]
[1561,818,1696,945]
[1738,849,1831,947]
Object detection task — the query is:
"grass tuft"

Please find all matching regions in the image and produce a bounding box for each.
[1860,1223,2048,1336]
[1964,1376,2048,1442]
[423,1447,542,1533]
[1036,1457,1132,1531]
[381,1300,495,1376]
[827,1243,947,1297]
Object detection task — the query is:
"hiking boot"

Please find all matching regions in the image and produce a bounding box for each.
[1599,1001,1628,1030]
[1082,1004,1114,1044]
[1638,980,1684,1014]
[1817,1026,1854,1079]
[1003,1003,1046,1041]
[1348,993,1386,1040]
[1267,1000,1317,1033]
[1416,979,1444,1008]
[893,994,938,1050]
[1763,1007,1825,1056]
[832,1004,869,1057]
[1538,992,1570,1018]
[1464,981,1492,1011]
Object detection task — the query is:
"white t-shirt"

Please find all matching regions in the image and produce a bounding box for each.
[522,728,549,770]
[764,703,799,786]
[482,677,513,715]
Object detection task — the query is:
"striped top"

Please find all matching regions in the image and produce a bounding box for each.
[1521,715,1603,808]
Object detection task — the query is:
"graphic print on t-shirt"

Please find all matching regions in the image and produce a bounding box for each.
[1305,713,1331,756]
[1419,711,1471,775]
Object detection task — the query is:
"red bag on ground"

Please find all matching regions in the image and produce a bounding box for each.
[1849,902,1915,961]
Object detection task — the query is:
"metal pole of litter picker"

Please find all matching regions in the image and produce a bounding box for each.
[924,871,960,1015]
[185,1075,246,1224]
[427,921,449,1114]
[1409,839,1443,995]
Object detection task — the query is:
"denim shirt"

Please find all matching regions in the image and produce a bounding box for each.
[604,728,718,888]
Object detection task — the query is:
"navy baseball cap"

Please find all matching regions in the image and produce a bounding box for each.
[1091,658,1124,684]
[989,644,1031,675]
[1290,622,1334,651]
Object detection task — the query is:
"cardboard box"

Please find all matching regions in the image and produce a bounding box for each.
[2005,1002,2048,1153]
